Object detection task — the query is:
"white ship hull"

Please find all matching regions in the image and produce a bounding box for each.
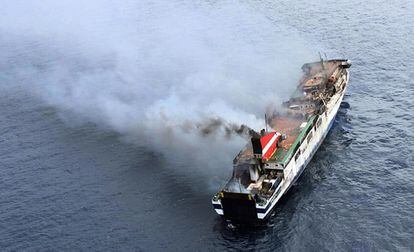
[213,69,350,220]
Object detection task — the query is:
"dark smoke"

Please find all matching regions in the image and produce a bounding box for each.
[195,117,259,139]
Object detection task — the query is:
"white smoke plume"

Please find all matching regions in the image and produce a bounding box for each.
[0,1,315,178]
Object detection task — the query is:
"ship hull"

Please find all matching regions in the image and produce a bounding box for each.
[213,69,350,220]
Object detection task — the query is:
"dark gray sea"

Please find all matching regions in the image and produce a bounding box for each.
[1,0,413,251]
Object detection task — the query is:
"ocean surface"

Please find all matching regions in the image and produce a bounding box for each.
[1,0,413,251]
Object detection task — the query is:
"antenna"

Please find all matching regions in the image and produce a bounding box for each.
[319,52,325,69]
[319,52,327,80]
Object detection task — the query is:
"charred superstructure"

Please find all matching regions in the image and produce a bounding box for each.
[212,59,351,221]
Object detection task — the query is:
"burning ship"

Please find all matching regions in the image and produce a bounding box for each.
[212,58,351,221]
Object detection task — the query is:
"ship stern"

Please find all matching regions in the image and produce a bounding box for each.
[212,191,258,222]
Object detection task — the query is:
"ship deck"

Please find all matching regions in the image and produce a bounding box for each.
[269,116,302,160]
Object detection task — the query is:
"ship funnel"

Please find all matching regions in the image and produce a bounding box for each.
[251,132,282,161]
[251,136,262,159]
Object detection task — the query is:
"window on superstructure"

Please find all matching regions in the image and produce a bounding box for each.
[307,132,313,144]
[294,150,301,162]
[317,118,322,128]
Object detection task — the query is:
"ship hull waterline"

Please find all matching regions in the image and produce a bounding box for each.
[212,68,350,221]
